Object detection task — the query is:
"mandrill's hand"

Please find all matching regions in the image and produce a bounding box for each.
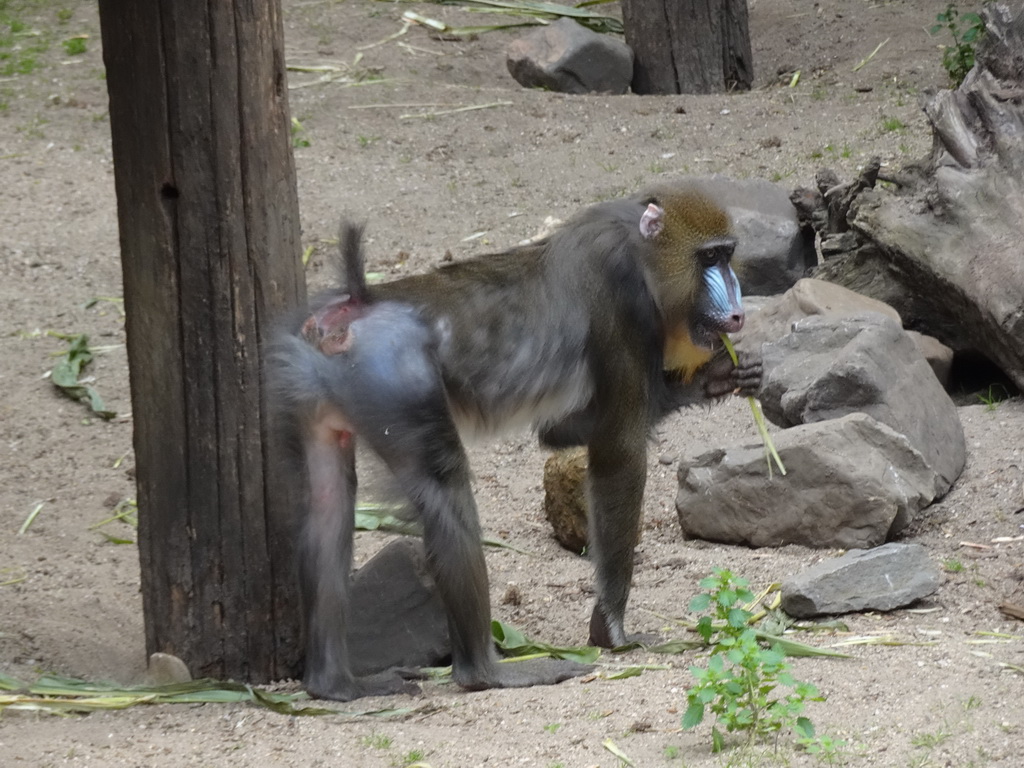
[702,347,762,400]
[658,347,762,415]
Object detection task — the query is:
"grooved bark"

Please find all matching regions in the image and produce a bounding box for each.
[97,0,305,682]
[621,0,752,94]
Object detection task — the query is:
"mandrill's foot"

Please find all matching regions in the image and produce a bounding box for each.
[304,667,423,702]
[588,603,655,649]
[703,348,762,399]
[454,656,593,692]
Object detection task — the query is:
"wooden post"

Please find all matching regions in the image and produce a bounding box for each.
[622,0,753,94]
[97,1,305,681]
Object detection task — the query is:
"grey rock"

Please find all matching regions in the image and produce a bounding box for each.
[675,176,816,296]
[735,277,900,355]
[506,19,632,95]
[906,330,954,389]
[675,413,939,549]
[819,231,860,256]
[781,542,942,618]
[759,313,966,494]
[736,278,957,412]
[348,538,449,675]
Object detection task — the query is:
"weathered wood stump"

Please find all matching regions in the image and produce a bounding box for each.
[797,4,1024,392]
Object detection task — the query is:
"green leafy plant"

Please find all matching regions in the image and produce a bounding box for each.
[290,116,310,148]
[881,115,906,133]
[682,569,831,753]
[911,726,952,749]
[62,35,86,55]
[943,558,965,573]
[797,732,847,765]
[0,7,48,76]
[976,383,1009,411]
[0,673,395,717]
[930,4,985,87]
[362,732,394,750]
[396,749,426,766]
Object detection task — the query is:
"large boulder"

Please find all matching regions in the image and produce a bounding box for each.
[675,413,940,549]
[737,277,954,390]
[735,277,900,352]
[759,313,965,494]
[506,19,633,95]
[701,177,816,296]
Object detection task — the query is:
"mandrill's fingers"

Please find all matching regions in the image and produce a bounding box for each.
[702,348,762,399]
[732,352,763,398]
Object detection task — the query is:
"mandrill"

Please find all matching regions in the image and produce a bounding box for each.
[267,180,761,701]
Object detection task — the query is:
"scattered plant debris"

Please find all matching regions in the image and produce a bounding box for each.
[46,332,116,419]
[0,674,416,717]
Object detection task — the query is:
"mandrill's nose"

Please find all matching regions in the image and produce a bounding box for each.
[722,310,744,333]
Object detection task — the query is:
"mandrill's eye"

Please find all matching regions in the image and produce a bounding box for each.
[696,237,736,268]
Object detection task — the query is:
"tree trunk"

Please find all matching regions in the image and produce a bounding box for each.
[97,1,305,682]
[803,3,1024,392]
[621,0,752,94]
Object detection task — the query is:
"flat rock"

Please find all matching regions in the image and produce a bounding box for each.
[781,542,942,618]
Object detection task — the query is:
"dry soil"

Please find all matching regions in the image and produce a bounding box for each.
[1,1,1023,766]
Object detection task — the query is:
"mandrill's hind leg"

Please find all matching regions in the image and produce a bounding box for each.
[297,301,590,698]
[299,410,422,701]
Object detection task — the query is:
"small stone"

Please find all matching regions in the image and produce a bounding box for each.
[147,652,192,684]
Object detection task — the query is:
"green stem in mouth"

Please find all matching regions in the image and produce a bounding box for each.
[720,334,787,477]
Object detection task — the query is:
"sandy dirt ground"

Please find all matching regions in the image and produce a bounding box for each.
[1,0,1023,766]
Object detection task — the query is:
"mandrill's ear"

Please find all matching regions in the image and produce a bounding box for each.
[639,202,664,240]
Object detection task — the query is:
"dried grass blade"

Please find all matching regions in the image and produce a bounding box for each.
[602,738,635,766]
[431,0,624,34]
[18,502,44,535]
[720,334,786,476]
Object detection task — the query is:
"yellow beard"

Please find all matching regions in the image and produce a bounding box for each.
[663,325,714,382]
